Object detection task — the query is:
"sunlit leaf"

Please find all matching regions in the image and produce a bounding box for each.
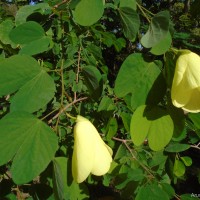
[0,112,58,184]
[73,0,104,26]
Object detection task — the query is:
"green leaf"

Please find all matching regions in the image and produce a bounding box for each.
[9,21,51,55]
[82,65,103,100]
[0,55,41,96]
[10,21,45,44]
[120,0,136,10]
[118,7,140,40]
[130,105,174,151]
[160,183,175,199]
[136,183,169,200]
[173,159,185,177]
[120,112,131,132]
[180,156,192,167]
[15,3,51,26]
[141,10,170,48]
[165,143,190,153]
[150,31,172,55]
[10,69,56,113]
[53,157,89,200]
[0,55,56,113]
[114,53,166,110]
[106,117,118,147]
[188,113,200,129]
[0,19,17,48]
[19,37,52,56]
[0,112,58,184]
[73,0,104,26]
[98,96,115,112]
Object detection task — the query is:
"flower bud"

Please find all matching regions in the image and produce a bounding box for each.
[171,51,200,113]
[72,115,113,183]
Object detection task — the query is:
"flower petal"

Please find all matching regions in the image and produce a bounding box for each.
[91,135,113,176]
[171,52,200,112]
[72,116,95,183]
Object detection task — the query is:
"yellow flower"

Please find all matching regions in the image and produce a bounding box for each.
[171,51,200,113]
[72,115,113,183]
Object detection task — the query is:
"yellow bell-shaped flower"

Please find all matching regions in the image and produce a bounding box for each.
[72,115,113,183]
[171,51,200,113]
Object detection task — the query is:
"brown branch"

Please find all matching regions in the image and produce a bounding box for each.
[48,97,88,124]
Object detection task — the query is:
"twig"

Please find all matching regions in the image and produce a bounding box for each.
[113,137,155,178]
[74,46,82,101]
[53,0,71,9]
[48,97,88,124]
[191,142,200,150]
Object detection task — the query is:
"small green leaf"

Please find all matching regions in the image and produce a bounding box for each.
[188,112,200,129]
[141,10,170,48]
[106,117,118,147]
[173,159,185,177]
[136,183,169,200]
[160,183,175,199]
[82,65,103,100]
[130,105,174,151]
[0,112,58,184]
[180,156,192,166]
[98,96,115,112]
[165,143,190,153]
[118,7,140,40]
[73,0,104,26]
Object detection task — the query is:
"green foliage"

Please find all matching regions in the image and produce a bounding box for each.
[0,0,199,199]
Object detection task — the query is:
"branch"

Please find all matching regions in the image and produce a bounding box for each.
[112,137,154,178]
[48,97,88,124]
[191,142,200,150]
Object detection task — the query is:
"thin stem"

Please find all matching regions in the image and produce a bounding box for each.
[48,97,88,124]
[112,137,155,178]
[74,46,82,101]
[191,142,200,150]
[53,0,71,9]
[136,2,151,23]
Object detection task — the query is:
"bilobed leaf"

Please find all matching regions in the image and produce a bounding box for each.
[19,37,52,56]
[141,10,170,48]
[9,21,45,44]
[53,157,89,200]
[73,0,104,26]
[130,105,174,151]
[0,19,17,48]
[15,3,51,26]
[82,65,103,100]
[114,53,166,110]
[0,55,41,96]
[118,7,140,40]
[0,55,56,113]
[11,69,56,113]
[9,21,52,55]
[150,31,172,55]
[130,105,150,146]
[0,112,58,184]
